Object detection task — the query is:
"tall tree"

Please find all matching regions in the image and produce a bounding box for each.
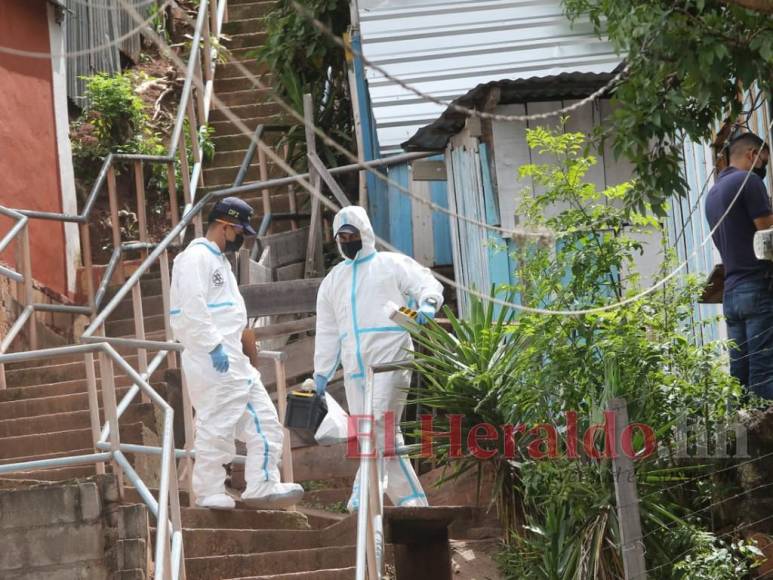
[562,0,773,211]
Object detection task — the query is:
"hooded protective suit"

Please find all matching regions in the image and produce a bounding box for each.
[170,237,285,501]
[314,206,444,508]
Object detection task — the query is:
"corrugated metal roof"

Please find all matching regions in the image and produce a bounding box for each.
[358,0,622,153]
[402,70,617,150]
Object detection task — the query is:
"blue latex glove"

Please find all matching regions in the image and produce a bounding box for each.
[209,344,229,374]
[314,374,328,396]
[415,302,436,325]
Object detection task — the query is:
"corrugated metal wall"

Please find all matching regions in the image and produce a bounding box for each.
[63,0,151,103]
[357,0,621,153]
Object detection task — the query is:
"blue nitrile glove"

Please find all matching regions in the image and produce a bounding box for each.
[314,374,328,396]
[209,344,229,373]
[415,302,436,325]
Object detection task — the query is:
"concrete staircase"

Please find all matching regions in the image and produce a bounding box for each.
[205,0,305,222]
[181,508,357,579]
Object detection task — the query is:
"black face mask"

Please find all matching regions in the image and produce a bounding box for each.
[340,239,363,260]
[225,234,244,253]
[754,165,767,181]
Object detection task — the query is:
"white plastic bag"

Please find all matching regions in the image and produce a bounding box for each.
[315,392,350,446]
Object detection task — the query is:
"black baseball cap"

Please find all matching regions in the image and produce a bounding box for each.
[208,197,257,236]
[335,224,360,237]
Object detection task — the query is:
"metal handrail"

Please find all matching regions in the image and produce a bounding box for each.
[0,342,184,580]
[355,359,415,580]
[0,1,230,577]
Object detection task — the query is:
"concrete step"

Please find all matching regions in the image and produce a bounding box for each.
[104,276,163,302]
[215,73,274,93]
[213,131,285,152]
[186,545,356,580]
[4,355,142,389]
[228,1,276,20]
[0,464,97,483]
[183,527,327,557]
[203,161,286,187]
[106,314,165,337]
[219,87,272,107]
[223,17,268,36]
[108,293,165,322]
[229,569,356,580]
[211,118,288,139]
[231,47,271,62]
[0,446,99,467]
[0,422,143,461]
[216,60,272,81]
[211,102,283,124]
[0,386,132,421]
[0,403,152,438]
[227,32,268,50]
[301,488,350,506]
[0,369,164,403]
[181,507,310,531]
[295,507,348,530]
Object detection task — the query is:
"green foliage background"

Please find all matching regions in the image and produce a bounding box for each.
[254,0,355,169]
[561,0,773,212]
[409,127,764,578]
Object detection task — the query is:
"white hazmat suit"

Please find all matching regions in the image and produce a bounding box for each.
[314,206,444,509]
[170,237,289,506]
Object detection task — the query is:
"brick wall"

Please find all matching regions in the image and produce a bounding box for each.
[0,262,89,351]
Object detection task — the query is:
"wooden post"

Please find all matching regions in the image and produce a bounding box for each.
[209,0,218,39]
[132,283,150,404]
[274,358,294,486]
[84,352,105,475]
[106,165,124,283]
[609,397,647,580]
[79,223,96,312]
[20,225,36,350]
[187,98,202,168]
[181,370,195,506]
[167,161,180,232]
[202,16,214,86]
[159,249,177,369]
[100,351,123,496]
[283,144,298,230]
[178,139,192,211]
[303,94,323,278]
[258,144,271,224]
[134,162,148,244]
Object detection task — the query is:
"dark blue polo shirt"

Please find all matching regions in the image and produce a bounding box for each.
[705,167,772,292]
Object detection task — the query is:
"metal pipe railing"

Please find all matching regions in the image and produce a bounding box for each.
[355,359,415,580]
[0,342,184,579]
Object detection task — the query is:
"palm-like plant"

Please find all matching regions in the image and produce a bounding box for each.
[405,126,757,579]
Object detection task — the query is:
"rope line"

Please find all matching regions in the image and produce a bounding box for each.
[290,0,629,124]
[0,0,172,60]
[119,0,773,317]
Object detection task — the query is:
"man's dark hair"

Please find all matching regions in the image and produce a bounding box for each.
[729,132,768,159]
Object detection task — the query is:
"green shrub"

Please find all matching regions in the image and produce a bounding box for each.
[409,124,756,578]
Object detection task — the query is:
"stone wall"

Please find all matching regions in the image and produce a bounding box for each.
[0,475,150,580]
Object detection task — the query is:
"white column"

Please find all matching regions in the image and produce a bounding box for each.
[47,3,80,295]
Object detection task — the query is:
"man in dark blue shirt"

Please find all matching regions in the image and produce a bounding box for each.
[705,132,772,400]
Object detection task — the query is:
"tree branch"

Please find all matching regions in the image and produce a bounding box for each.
[722,0,773,14]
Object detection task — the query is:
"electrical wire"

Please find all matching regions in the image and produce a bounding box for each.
[639,512,773,578]
[122,0,773,318]
[0,0,172,60]
[290,0,630,124]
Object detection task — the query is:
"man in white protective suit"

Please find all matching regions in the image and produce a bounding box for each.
[170,197,304,510]
[312,205,444,511]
